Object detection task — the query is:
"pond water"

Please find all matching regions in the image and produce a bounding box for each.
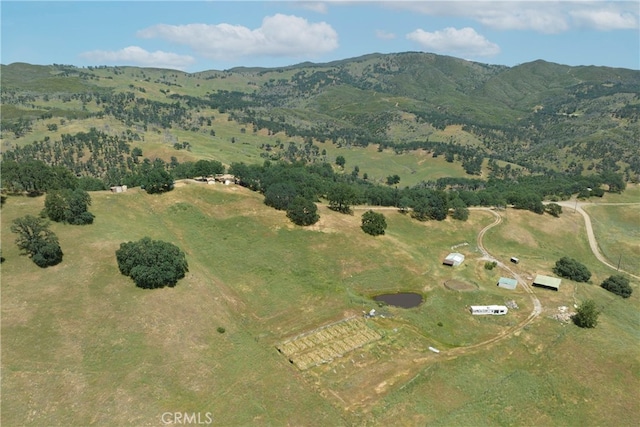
[373,292,423,308]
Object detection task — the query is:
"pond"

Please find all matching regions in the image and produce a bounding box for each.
[373,292,423,308]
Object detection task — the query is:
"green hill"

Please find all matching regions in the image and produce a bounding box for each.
[2,53,639,178]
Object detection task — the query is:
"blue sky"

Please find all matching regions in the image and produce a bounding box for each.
[2,1,639,72]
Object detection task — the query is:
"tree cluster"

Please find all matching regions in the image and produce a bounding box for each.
[553,257,591,282]
[44,188,94,225]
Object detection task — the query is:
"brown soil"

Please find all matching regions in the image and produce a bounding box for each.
[444,279,477,291]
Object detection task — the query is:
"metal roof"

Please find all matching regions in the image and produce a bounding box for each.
[533,274,562,289]
[498,277,518,289]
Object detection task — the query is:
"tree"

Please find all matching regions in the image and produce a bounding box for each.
[361,210,387,236]
[193,159,224,177]
[335,155,346,168]
[115,237,188,289]
[11,215,63,267]
[286,197,319,226]
[142,165,174,194]
[386,174,400,186]
[545,202,563,217]
[450,196,469,221]
[264,183,298,211]
[573,299,600,328]
[553,257,591,282]
[327,183,358,214]
[601,275,633,298]
[44,189,94,225]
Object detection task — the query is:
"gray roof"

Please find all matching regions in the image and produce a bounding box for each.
[498,277,518,290]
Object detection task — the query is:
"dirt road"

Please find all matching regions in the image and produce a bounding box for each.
[556,201,640,281]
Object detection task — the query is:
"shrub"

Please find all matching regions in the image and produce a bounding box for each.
[484,261,498,270]
[553,257,591,282]
[573,299,600,328]
[217,327,226,334]
[601,275,633,298]
[361,210,387,236]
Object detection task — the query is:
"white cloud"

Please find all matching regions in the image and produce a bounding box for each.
[294,1,329,14]
[79,46,195,70]
[406,27,500,57]
[137,14,339,61]
[384,1,639,34]
[570,7,639,30]
[376,29,396,40]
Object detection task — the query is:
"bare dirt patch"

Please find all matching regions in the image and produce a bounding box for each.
[444,279,477,291]
[276,317,382,370]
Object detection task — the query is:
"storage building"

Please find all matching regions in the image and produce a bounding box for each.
[532,274,561,291]
[443,253,465,267]
[497,277,518,290]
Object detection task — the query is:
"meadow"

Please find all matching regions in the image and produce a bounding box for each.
[1,181,638,426]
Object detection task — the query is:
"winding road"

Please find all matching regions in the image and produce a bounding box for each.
[555,200,640,281]
[445,208,543,356]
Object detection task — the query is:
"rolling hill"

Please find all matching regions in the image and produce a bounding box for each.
[2,52,639,179]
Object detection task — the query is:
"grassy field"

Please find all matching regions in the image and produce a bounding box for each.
[1,183,638,426]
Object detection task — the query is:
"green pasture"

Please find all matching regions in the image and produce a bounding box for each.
[584,203,640,276]
[1,175,638,426]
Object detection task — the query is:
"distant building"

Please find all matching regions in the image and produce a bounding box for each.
[470,305,508,315]
[214,174,236,185]
[532,274,561,291]
[497,277,518,290]
[443,253,465,267]
[110,185,127,193]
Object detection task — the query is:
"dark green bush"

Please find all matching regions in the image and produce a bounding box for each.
[601,275,633,298]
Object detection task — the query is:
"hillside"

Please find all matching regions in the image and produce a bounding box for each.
[2,53,639,180]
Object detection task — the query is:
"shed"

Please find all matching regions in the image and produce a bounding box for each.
[532,274,561,291]
[470,305,508,315]
[443,253,465,267]
[497,277,518,290]
[110,185,127,193]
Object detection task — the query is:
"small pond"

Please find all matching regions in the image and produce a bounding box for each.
[373,292,423,308]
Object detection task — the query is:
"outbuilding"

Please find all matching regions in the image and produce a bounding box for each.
[532,274,561,291]
[497,277,518,290]
[470,305,508,315]
[443,253,465,267]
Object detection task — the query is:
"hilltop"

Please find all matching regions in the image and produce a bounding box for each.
[2,52,639,180]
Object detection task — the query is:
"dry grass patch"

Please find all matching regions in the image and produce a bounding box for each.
[444,279,477,291]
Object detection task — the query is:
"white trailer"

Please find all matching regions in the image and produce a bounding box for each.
[470,305,508,315]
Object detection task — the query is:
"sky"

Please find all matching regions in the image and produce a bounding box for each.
[1,1,639,72]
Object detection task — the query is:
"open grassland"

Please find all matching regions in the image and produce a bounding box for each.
[583,204,640,276]
[1,184,638,426]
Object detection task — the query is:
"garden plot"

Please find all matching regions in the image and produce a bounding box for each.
[277,317,382,370]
